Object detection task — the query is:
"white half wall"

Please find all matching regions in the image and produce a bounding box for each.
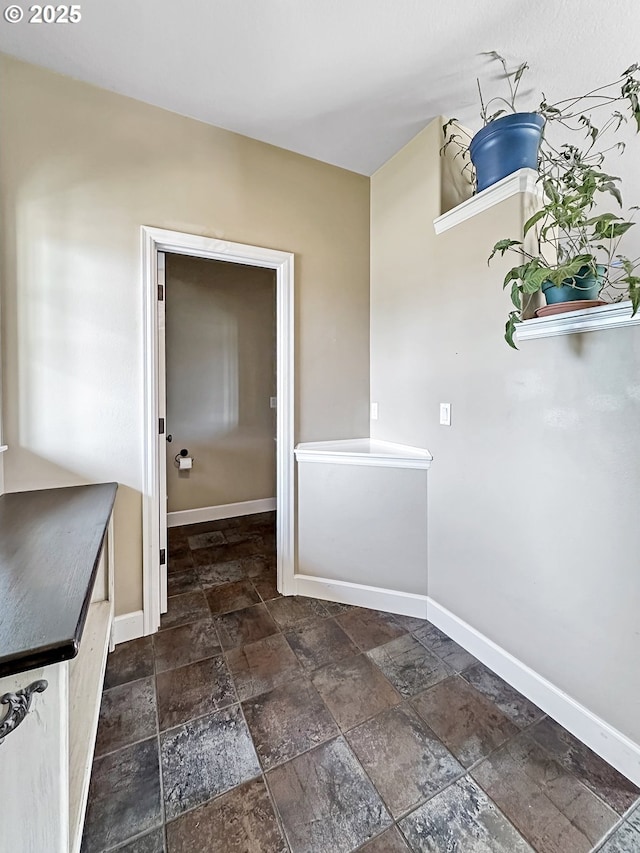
[296,440,429,595]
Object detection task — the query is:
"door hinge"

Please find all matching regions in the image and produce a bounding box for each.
[159,417,165,435]
[160,549,166,566]
[158,284,164,301]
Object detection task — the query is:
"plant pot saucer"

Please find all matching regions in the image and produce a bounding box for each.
[535,299,606,318]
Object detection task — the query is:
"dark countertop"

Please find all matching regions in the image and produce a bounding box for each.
[0,482,118,678]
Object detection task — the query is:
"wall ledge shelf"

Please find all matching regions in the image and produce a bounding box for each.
[294,438,432,469]
[434,168,539,234]
[516,300,640,342]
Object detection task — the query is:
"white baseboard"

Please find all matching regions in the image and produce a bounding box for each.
[112,610,145,646]
[167,498,276,528]
[294,574,428,619]
[427,597,640,788]
[292,574,640,787]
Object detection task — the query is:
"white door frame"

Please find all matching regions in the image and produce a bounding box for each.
[141,226,295,635]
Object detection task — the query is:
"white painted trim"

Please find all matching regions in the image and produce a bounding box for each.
[426,597,640,787]
[112,610,145,646]
[68,600,112,853]
[141,230,160,636]
[141,226,296,630]
[293,574,428,619]
[434,168,539,234]
[157,251,168,616]
[107,515,115,653]
[295,438,432,469]
[168,498,277,527]
[516,299,640,342]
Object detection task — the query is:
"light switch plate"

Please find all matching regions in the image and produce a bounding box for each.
[439,403,451,426]
[270,397,277,409]
[370,402,379,420]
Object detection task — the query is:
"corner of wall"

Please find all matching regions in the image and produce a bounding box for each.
[439,115,474,215]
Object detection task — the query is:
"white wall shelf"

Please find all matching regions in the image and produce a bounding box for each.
[434,169,639,344]
[516,300,640,342]
[294,438,432,469]
[433,168,539,234]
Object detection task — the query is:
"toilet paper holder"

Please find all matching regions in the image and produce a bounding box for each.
[174,448,194,469]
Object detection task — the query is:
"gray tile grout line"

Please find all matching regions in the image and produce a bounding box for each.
[591,809,640,853]
[490,712,638,837]
[227,641,459,848]
[589,797,640,851]
[156,600,257,843]
[396,661,634,851]
[380,665,544,849]
[155,646,225,678]
[406,669,627,850]
[329,673,515,848]
[304,618,629,852]
[378,625,640,840]
[157,580,284,838]
[160,770,265,836]
[233,690,293,852]
[106,521,638,853]
[99,645,166,852]
[94,655,628,853]
[150,633,171,853]
[100,671,156,697]
[181,543,637,853]
[166,535,407,848]
[162,547,550,849]
[105,825,164,853]
[93,731,160,764]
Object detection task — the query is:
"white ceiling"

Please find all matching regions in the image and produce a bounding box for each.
[1,0,639,175]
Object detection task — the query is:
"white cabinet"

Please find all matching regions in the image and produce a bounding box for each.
[0,484,116,853]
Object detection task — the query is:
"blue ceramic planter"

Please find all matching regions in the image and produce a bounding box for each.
[470,112,545,193]
[541,265,605,304]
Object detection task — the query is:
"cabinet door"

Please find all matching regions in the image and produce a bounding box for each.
[0,662,69,852]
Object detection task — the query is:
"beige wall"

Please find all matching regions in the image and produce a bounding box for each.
[165,255,276,512]
[0,54,370,614]
[370,119,640,744]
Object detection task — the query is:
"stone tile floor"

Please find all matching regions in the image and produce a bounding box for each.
[82,512,640,853]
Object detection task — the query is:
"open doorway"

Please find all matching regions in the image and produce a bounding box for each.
[165,256,276,526]
[164,255,277,607]
[141,228,295,636]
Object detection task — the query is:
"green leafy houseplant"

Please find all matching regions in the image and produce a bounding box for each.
[442,52,538,190]
[443,54,640,347]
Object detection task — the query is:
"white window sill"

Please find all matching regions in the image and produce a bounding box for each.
[516,300,639,342]
[433,169,539,234]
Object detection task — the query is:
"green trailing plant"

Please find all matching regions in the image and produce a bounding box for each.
[442,51,531,186]
[442,53,640,347]
[492,195,640,349]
